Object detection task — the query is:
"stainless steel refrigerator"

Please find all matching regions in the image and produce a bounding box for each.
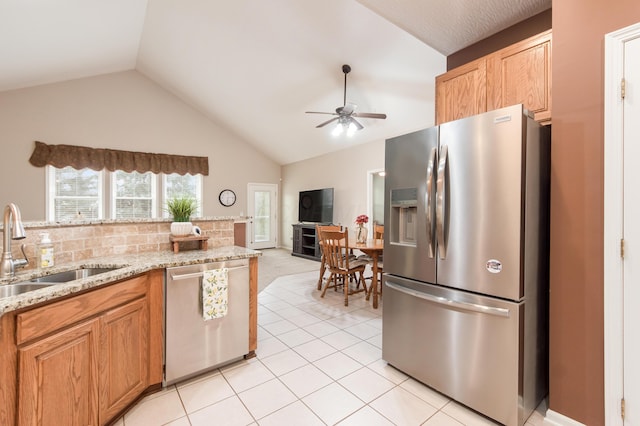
[382,104,550,426]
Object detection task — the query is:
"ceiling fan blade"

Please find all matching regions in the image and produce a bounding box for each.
[353,112,387,119]
[316,116,340,128]
[350,117,364,130]
[306,111,337,115]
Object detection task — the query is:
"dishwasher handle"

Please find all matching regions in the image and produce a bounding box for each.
[386,281,510,318]
[170,265,248,281]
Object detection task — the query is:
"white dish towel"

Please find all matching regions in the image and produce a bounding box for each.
[202,268,228,320]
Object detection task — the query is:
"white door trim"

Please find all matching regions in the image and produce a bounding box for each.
[367,168,385,237]
[604,21,640,426]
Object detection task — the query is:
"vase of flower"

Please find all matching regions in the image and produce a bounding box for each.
[356,224,368,244]
[354,214,369,244]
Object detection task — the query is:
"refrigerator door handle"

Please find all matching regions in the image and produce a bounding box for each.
[426,147,437,258]
[386,281,511,318]
[436,144,448,259]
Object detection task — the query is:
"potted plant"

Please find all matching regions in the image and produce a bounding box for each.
[166,196,197,236]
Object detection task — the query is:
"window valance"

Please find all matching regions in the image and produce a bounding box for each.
[28,141,209,176]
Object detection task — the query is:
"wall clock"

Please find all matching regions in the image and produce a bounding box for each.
[218,189,236,207]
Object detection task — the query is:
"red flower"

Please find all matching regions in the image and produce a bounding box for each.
[355,214,369,225]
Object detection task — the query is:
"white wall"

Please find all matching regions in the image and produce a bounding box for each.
[281,139,385,250]
[0,71,280,220]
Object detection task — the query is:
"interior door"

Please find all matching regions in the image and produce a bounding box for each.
[247,183,277,249]
[623,35,640,424]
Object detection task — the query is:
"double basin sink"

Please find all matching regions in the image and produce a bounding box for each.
[0,267,121,298]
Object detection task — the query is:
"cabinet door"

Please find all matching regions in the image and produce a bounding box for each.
[435,58,487,124]
[487,30,552,124]
[292,225,302,254]
[99,297,149,424]
[18,319,100,426]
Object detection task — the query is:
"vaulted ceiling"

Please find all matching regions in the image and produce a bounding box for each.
[0,0,550,165]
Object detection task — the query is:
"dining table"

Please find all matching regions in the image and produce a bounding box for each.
[351,237,384,309]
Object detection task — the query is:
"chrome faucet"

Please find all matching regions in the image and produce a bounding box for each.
[1,203,29,278]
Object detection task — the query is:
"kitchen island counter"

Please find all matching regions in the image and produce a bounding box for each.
[0,245,261,425]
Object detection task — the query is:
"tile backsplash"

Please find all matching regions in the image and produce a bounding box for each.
[2,219,234,271]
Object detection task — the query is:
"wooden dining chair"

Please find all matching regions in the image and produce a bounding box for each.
[319,228,369,306]
[367,223,384,299]
[369,223,384,295]
[315,224,342,290]
[373,223,384,242]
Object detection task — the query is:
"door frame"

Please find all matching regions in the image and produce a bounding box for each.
[604,21,640,425]
[367,168,385,236]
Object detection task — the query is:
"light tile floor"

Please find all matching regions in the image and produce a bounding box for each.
[116,271,547,426]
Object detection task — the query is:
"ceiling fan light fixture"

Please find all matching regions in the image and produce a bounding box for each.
[331,116,359,137]
[346,121,357,137]
[331,122,344,137]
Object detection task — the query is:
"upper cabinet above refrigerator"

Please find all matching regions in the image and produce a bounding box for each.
[435,30,552,126]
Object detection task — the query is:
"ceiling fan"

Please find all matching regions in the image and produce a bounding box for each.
[306,64,387,136]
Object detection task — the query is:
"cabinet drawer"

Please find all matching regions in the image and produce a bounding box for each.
[16,274,148,345]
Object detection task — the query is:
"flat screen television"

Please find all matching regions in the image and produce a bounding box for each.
[298,188,334,223]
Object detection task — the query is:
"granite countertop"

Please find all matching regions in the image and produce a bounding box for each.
[0,246,261,316]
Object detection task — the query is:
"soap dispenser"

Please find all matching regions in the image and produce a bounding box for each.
[37,232,55,269]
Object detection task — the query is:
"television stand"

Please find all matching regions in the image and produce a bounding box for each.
[291,223,321,261]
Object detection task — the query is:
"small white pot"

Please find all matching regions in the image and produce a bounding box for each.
[170,221,193,236]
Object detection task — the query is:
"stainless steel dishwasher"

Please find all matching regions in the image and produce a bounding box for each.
[164,258,249,386]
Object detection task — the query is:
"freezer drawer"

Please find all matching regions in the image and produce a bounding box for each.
[382,275,525,426]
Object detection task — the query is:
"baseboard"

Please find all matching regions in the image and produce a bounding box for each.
[544,409,586,426]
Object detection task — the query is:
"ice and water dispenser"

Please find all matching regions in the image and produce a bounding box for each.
[389,188,418,246]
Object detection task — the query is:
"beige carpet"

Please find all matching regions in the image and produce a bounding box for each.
[256,248,320,292]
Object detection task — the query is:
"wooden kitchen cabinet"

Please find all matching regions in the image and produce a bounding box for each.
[10,271,163,426]
[486,29,552,124]
[234,222,246,247]
[99,297,149,423]
[435,30,552,125]
[435,57,487,125]
[18,319,100,425]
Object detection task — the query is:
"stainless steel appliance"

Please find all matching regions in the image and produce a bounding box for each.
[164,259,249,386]
[383,104,550,426]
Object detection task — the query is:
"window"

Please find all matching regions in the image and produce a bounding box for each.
[47,166,103,221]
[46,166,203,221]
[112,171,156,219]
[163,173,203,218]
[253,190,270,243]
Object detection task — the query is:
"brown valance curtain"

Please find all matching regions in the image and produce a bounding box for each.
[29,141,209,176]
